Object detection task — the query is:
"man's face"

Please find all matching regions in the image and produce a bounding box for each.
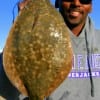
[59,0,92,26]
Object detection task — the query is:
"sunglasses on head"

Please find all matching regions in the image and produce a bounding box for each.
[62,0,92,4]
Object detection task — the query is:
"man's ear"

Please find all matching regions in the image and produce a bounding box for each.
[88,4,92,13]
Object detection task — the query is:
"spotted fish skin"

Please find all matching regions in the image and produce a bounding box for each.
[3,0,73,100]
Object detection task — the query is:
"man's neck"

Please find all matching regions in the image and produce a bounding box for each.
[67,22,85,36]
[71,24,84,36]
[66,21,85,37]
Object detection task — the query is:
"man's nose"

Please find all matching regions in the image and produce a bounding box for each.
[71,0,81,6]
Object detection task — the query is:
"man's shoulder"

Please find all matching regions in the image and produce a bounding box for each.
[95,29,100,34]
[94,29,100,38]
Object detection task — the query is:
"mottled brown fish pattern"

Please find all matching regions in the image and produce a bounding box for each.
[3,0,73,100]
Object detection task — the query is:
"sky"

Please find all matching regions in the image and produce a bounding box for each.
[0,0,100,52]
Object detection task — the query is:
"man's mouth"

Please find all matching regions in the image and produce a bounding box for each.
[70,11,80,17]
[69,9,82,17]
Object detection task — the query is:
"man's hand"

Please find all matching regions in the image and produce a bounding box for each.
[18,0,30,12]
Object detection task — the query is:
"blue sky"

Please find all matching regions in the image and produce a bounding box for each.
[0,0,100,52]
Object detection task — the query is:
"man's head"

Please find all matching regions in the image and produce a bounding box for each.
[55,0,92,27]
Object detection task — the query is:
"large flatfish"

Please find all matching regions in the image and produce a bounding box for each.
[3,0,73,99]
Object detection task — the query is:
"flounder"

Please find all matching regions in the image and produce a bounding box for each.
[3,0,73,99]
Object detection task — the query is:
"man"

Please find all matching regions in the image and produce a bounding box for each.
[46,0,100,100]
[0,0,100,100]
